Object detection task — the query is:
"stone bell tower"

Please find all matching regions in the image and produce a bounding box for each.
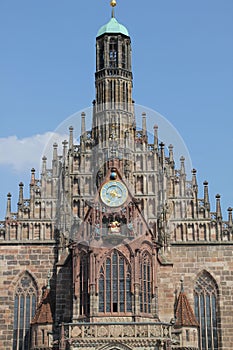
[92,0,136,185]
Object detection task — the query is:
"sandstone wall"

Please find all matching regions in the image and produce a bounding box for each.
[157,243,233,350]
[0,243,57,350]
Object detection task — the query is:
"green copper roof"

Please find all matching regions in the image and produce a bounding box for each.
[97,17,129,37]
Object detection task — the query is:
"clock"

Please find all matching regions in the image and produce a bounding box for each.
[100,180,128,207]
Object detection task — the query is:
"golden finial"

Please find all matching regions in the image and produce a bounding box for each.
[110,0,117,7]
[110,0,117,18]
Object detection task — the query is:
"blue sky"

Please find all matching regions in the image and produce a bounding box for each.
[0,0,232,219]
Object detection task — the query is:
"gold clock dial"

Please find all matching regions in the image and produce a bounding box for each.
[100,181,128,207]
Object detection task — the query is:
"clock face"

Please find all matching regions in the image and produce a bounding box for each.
[100,181,128,207]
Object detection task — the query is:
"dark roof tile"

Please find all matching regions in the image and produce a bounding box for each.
[175,291,199,327]
[31,288,53,325]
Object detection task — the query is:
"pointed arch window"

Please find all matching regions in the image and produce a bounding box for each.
[194,271,219,350]
[140,252,152,314]
[99,250,132,313]
[13,273,37,350]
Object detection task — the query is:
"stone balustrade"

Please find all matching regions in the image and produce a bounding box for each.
[59,322,179,349]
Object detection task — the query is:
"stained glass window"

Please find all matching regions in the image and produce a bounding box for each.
[98,250,132,313]
[194,271,219,350]
[13,273,37,350]
[140,252,152,314]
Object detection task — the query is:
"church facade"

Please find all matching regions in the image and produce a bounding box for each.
[0,3,233,350]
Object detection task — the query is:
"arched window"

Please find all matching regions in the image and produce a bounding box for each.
[99,250,132,313]
[194,271,219,350]
[140,252,152,314]
[13,272,37,350]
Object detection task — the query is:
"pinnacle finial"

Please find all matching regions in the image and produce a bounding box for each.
[47,270,51,289]
[216,194,222,220]
[110,0,117,18]
[180,275,184,292]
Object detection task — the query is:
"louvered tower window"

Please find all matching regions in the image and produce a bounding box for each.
[13,273,37,350]
[109,38,118,67]
[140,252,152,314]
[122,44,126,69]
[99,42,104,69]
[194,271,219,350]
[99,250,132,313]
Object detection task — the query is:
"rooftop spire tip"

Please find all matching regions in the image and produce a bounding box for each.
[110,0,117,7]
[110,0,117,18]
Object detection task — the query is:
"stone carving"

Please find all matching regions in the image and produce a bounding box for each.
[71,326,82,338]
[109,324,123,337]
[68,323,173,340]
[123,325,134,337]
[98,326,108,337]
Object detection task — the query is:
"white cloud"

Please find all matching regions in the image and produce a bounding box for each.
[0,132,68,173]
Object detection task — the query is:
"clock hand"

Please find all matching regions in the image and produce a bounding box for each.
[109,189,122,198]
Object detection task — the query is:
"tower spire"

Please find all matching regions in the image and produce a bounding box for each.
[110,0,117,18]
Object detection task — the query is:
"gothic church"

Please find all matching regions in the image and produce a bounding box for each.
[0,2,233,350]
